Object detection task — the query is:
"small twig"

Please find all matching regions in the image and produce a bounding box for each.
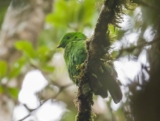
[18,83,72,121]
[117,37,160,58]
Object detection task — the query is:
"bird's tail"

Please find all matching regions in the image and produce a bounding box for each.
[88,61,122,103]
[106,77,122,103]
[103,64,122,103]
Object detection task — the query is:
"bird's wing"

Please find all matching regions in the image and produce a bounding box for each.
[65,41,87,85]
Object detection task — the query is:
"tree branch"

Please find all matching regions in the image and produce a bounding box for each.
[116,36,160,58]
[76,0,129,120]
[18,83,72,121]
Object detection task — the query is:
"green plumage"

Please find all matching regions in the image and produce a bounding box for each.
[58,32,122,103]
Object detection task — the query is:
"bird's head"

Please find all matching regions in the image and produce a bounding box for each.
[57,32,87,48]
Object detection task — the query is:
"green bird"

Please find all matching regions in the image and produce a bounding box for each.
[57,32,122,103]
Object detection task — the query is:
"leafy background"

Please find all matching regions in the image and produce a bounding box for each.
[0,0,160,121]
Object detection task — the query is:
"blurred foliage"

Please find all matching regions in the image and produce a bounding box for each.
[0,0,10,28]
[1,0,160,121]
[46,0,97,30]
[0,61,7,78]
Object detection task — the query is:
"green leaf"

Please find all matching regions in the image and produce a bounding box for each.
[15,41,36,58]
[41,64,55,72]
[46,0,74,27]
[46,0,95,30]
[111,51,119,59]
[77,0,95,25]
[9,57,26,79]
[8,87,19,99]
[37,46,50,55]
[0,61,7,78]
[37,46,52,61]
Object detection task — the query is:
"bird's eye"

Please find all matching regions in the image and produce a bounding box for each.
[66,36,70,39]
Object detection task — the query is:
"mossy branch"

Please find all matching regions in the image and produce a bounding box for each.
[76,0,131,121]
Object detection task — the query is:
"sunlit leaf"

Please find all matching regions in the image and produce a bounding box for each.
[41,64,55,72]
[38,46,50,55]
[37,46,53,61]
[108,25,118,43]
[9,57,26,79]
[15,41,36,58]
[8,87,19,99]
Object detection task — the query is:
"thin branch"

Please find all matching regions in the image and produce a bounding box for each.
[18,83,72,121]
[117,37,160,58]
